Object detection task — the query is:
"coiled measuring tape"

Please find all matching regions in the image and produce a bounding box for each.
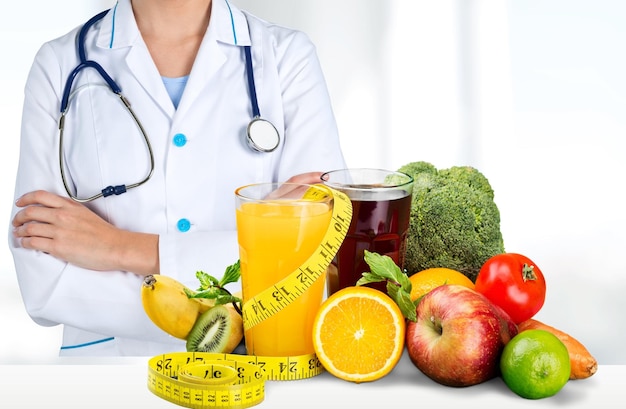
[147,185,352,408]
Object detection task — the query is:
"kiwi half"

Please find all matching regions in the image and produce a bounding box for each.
[186,305,232,353]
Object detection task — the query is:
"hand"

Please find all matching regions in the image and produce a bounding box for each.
[284,171,324,185]
[264,172,325,199]
[12,190,158,275]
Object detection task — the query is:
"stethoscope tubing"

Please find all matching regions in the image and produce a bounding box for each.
[60,60,121,114]
[244,45,260,118]
[59,6,279,202]
[59,9,154,202]
[59,89,155,203]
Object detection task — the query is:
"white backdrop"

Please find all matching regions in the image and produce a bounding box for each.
[1,0,625,364]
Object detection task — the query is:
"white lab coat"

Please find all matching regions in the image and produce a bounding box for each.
[9,0,346,356]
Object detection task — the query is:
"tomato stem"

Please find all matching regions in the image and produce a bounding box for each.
[522,263,537,282]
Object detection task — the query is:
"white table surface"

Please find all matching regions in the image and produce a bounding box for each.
[0,351,623,408]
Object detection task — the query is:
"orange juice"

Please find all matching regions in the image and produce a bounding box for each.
[236,193,332,357]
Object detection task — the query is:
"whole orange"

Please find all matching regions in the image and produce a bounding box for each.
[408,267,474,301]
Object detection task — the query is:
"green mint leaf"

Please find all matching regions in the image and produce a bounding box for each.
[186,260,242,301]
[361,250,416,321]
[219,260,241,287]
[356,272,386,286]
[214,294,243,306]
[195,270,219,290]
[362,250,412,291]
[387,282,417,322]
[187,287,221,300]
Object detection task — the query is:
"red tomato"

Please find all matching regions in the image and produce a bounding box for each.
[474,253,546,324]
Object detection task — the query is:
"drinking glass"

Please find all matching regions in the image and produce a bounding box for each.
[235,183,334,356]
[320,168,413,295]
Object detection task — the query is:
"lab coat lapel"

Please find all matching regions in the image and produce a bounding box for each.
[175,27,227,113]
[96,0,175,118]
[126,44,176,117]
[176,0,251,113]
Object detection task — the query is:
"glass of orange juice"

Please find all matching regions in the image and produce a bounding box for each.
[235,183,334,357]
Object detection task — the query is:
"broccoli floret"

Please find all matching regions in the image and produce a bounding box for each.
[398,161,505,282]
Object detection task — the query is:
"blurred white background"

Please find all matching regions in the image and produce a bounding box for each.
[1,0,624,364]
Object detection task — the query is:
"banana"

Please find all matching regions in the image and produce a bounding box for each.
[141,274,215,339]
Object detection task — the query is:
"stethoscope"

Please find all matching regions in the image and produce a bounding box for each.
[59,8,280,203]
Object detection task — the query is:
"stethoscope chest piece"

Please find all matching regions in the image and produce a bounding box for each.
[247,117,280,152]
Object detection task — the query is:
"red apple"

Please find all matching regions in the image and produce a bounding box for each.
[406,284,518,387]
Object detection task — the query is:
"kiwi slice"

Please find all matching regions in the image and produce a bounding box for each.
[186,305,232,353]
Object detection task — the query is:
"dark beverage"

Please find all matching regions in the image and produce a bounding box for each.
[327,191,412,295]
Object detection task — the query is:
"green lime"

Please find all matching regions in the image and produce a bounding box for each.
[500,329,571,399]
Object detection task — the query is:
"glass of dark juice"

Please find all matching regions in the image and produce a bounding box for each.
[320,168,414,295]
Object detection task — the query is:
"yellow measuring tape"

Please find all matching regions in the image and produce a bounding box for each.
[147,185,352,408]
[240,184,352,330]
[147,352,326,408]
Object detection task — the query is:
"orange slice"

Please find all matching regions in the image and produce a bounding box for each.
[312,286,406,383]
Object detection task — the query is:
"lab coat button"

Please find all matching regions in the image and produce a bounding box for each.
[177,218,191,232]
[173,133,187,147]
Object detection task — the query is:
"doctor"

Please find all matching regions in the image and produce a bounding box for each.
[9,0,347,356]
